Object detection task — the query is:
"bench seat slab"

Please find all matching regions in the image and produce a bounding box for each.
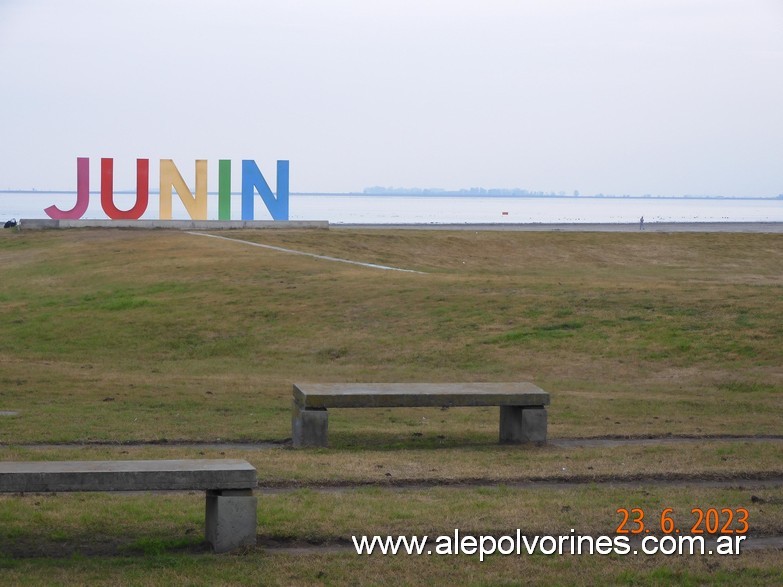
[294,382,549,409]
[0,459,257,493]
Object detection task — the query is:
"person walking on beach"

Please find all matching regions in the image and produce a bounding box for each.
[639,216,644,230]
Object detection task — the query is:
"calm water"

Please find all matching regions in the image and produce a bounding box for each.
[2,192,781,224]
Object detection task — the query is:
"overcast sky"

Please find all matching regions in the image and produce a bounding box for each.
[1,0,782,196]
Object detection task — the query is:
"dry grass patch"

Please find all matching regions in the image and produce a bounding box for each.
[0,228,781,444]
[3,442,781,487]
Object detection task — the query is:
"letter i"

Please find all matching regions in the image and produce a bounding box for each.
[218,160,231,220]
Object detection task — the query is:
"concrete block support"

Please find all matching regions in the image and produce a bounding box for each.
[205,489,257,553]
[292,402,329,447]
[499,406,547,444]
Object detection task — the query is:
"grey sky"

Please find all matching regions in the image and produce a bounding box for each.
[1,0,781,196]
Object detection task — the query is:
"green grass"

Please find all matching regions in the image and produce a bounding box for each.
[0,227,781,584]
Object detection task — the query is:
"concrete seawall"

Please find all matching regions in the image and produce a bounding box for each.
[17,219,783,233]
[19,219,329,230]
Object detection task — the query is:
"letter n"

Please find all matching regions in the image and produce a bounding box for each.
[159,160,208,220]
[241,160,289,221]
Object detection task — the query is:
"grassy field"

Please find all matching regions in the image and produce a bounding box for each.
[0,227,781,585]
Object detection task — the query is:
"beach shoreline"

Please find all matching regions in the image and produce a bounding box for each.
[330,222,783,233]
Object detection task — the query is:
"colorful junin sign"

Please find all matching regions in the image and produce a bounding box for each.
[45,158,289,221]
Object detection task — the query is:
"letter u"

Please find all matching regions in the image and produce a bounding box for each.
[101,158,149,219]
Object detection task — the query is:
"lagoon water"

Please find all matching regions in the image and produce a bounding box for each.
[291,194,783,224]
[1,192,781,224]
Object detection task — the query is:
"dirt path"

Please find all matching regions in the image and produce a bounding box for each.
[10,434,782,452]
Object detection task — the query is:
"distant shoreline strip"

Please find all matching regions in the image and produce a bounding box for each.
[187,231,426,274]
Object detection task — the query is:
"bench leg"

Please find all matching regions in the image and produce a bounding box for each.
[205,489,257,553]
[499,406,547,444]
[292,402,329,448]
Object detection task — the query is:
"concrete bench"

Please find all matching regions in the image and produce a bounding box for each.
[292,382,550,447]
[0,459,257,553]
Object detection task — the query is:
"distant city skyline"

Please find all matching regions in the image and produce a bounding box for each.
[1,1,782,198]
[2,185,780,199]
